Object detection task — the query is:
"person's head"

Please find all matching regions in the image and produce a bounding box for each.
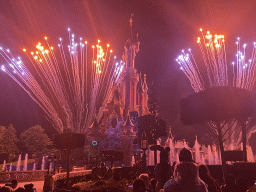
[225,174,235,186]
[14,187,25,192]
[0,186,14,192]
[179,148,194,162]
[10,179,18,189]
[139,173,149,187]
[199,164,210,177]
[160,147,170,164]
[23,184,34,192]
[235,177,248,192]
[133,178,146,192]
[174,162,199,185]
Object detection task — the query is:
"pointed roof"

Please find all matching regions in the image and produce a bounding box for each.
[129,13,134,40]
[88,117,101,137]
[123,114,134,127]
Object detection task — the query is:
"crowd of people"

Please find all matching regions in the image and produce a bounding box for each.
[132,148,252,192]
[0,179,35,192]
[0,148,253,192]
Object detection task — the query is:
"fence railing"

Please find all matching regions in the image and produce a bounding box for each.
[0,169,92,184]
[0,170,48,183]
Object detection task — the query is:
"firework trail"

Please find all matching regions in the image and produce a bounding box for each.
[176,28,256,146]
[0,29,123,133]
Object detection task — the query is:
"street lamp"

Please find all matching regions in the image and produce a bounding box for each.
[141,132,148,172]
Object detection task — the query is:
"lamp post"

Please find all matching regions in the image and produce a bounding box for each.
[141,132,148,172]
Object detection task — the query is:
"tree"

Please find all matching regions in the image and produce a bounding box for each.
[19,125,52,154]
[1,124,19,162]
[0,126,6,152]
[180,86,256,180]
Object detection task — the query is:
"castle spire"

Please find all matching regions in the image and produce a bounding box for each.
[129,13,134,39]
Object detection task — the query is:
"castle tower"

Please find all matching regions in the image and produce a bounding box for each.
[120,15,140,117]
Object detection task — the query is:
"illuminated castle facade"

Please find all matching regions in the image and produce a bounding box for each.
[87,18,150,166]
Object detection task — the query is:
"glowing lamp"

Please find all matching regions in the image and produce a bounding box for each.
[23,49,26,52]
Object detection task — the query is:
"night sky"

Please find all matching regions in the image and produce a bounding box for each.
[1,0,256,149]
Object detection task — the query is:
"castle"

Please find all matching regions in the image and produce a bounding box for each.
[87,17,151,167]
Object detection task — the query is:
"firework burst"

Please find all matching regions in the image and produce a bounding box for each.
[0,29,123,133]
[176,28,256,146]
